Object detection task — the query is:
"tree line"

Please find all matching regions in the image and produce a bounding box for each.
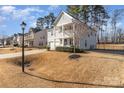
[67,5,124,44]
[34,5,124,44]
[35,12,56,31]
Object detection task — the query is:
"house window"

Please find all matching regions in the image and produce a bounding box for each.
[91,32,93,36]
[70,25,72,30]
[43,36,45,39]
[88,34,90,37]
[51,30,53,36]
[59,26,62,32]
[64,25,72,31]
[39,42,41,46]
[60,39,62,44]
[90,45,94,49]
[85,40,87,47]
[48,42,50,46]
[41,42,43,46]
[39,42,43,46]
[69,38,73,45]
[95,33,96,37]
[75,25,77,29]
[64,39,67,45]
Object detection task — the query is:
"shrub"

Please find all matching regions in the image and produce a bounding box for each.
[69,54,81,59]
[37,45,50,51]
[13,60,31,67]
[46,46,50,51]
[13,43,18,47]
[56,46,85,53]
[38,46,47,49]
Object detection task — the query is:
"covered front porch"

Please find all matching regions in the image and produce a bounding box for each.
[58,38,73,47]
[24,40,34,47]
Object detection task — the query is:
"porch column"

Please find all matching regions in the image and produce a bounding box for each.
[62,25,64,47]
[73,23,76,53]
[54,27,56,49]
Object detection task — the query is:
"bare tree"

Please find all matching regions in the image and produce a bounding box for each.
[1,30,6,47]
[117,28,123,43]
[110,9,124,43]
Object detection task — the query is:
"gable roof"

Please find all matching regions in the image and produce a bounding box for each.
[53,11,81,26]
[53,11,97,32]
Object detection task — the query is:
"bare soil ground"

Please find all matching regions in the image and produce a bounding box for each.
[0,50,124,88]
[97,44,124,50]
[0,47,37,54]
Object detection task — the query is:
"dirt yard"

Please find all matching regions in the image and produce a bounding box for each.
[97,44,124,50]
[0,47,37,54]
[0,50,124,88]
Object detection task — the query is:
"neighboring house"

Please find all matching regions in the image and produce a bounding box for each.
[16,33,23,46]
[4,36,13,46]
[0,39,2,44]
[12,34,18,45]
[0,39,3,47]
[48,11,97,50]
[11,33,23,47]
[33,29,47,47]
[24,28,36,47]
[117,34,124,43]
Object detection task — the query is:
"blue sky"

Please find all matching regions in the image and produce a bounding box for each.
[0,5,66,36]
[0,5,124,36]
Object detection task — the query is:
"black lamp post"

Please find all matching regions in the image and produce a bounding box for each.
[20,21,26,72]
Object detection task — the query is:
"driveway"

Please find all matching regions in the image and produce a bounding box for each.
[0,49,46,59]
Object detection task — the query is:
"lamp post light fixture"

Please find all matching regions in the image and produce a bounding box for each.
[20,21,26,72]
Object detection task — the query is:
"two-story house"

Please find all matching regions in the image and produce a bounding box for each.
[12,33,23,47]
[33,29,48,47]
[24,28,36,47]
[48,11,97,50]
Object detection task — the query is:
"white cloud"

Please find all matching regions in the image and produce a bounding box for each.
[13,7,44,20]
[116,22,122,27]
[0,6,16,14]
[0,16,6,21]
[0,6,51,30]
[0,16,6,24]
[0,6,45,21]
[23,7,44,13]
[28,16,37,27]
[12,7,44,20]
[48,5,59,11]
[29,21,36,27]
[1,25,7,28]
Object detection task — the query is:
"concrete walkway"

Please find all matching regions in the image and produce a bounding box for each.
[0,49,46,59]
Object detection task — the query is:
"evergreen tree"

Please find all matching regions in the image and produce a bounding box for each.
[36,13,56,31]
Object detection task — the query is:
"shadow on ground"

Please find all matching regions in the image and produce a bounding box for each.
[91,49,124,55]
[24,72,123,88]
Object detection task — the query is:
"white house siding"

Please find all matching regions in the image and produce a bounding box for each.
[47,29,55,50]
[48,26,73,50]
[48,11,97,50]
[33,29,47,47]
[55,13,73,27]
[17,35,22,46]
[80,30,97,49]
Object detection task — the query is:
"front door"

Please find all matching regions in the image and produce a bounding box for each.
[50,41,55,50]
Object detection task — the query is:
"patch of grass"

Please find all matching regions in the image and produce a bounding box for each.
[3,51,124,87]
[97,44,124,50]
[56,46,85,53]
[0,48,37,54]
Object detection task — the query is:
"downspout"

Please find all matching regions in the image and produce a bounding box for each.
[54,27,56,49]
[73,23,76,53]
[61,24,65,47]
